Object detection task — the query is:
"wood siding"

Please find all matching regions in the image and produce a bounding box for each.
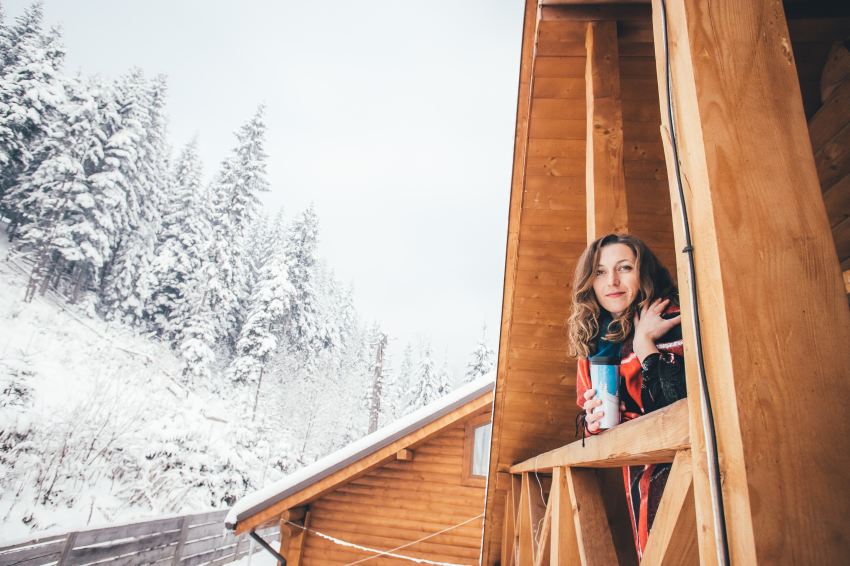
[483,4,676,563]
[298,410,489,565]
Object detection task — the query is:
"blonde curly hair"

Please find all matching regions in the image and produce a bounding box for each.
[567,233,676,358]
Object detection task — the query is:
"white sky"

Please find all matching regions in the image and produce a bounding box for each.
[7,0,524,378]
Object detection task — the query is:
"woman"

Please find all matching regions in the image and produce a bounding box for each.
[567,233,687,560]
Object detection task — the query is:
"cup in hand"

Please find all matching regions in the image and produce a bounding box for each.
[589,356,620,429]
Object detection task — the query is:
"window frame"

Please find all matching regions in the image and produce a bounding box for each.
[462,412,492,487]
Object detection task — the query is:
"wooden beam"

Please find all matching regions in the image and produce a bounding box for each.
[501,491,517,566]
[533,490,553,566]
[641,450,698,565]
[541,5,651,22]
[516,474,536,565]
[279,507,307,523]
[585,20,629,241]
[396,449,414,461]
[283,511,309,566]
[650,1,850,564]
[550,467,581,565]
[543,0,649,4]
[510,398,689,473]
[565,467,619,565]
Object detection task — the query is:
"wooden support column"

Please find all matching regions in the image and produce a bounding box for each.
[650,1,850,564]
[550,467,581,566]
[585,20,628,242]
[565,467,618,565]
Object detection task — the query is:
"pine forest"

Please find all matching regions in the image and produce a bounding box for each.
[0,3,497,540]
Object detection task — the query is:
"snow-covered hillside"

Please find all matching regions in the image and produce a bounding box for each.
[0,240,282,543]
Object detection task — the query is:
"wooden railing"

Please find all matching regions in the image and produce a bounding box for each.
[0,509,277,566]
[500,399,697,565]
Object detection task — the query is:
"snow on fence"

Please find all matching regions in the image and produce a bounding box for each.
[0,510,277,566]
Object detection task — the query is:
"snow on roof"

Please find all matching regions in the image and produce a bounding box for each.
[225,373,496,529]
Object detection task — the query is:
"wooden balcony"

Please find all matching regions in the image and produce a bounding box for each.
[500,400,696,565]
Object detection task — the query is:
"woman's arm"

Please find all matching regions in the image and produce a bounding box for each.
[640,352,687,411]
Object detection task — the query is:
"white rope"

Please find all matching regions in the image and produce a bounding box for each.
[283,513,483,566]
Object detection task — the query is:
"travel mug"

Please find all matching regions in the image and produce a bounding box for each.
[589,356,621,429]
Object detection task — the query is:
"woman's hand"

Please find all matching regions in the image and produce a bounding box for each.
[633,298,681,362]
[583,389,626,433]
[582,389,603,433]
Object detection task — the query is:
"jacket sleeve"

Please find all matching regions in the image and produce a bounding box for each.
[576,358,592,409]
[640,352,687,411]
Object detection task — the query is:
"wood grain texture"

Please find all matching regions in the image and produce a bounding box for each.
[651,1,850,564]
[585,20,629,241]
[565,467,619,566]
[641,450,699,566]
[511,398,689,473]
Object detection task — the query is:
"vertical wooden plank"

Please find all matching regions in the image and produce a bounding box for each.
[57,532,77,566]
[517,473,543,565]
[550,467,581,566]
[502,490,517,566]
[565,467,618,565]
[586,20,628,241]
[171,517,189,565]
[641,450,698,565]
[650,1,850,565]
[286,511,310,566]
[533,491,554,566]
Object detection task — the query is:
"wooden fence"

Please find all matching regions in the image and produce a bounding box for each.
[0,510,277,566]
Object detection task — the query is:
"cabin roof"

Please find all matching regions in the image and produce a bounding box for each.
[225,373,495,531]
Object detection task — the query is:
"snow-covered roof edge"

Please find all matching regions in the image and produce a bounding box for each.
[225,372,496,530]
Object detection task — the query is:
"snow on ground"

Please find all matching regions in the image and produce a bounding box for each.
[0,237,239,543]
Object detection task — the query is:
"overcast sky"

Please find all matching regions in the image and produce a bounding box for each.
[7,0,525,378]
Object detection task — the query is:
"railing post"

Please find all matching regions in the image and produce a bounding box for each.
[57,532,77,566]
[171,516,189,565]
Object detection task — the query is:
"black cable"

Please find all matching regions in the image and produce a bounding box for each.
[658,1,731,564]
[249,530,287,565]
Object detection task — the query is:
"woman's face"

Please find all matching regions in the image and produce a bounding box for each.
[592,243,640,317]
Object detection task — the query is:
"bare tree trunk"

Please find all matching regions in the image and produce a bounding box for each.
[367,332,388,434]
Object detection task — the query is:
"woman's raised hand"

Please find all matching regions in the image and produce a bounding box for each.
[632,298,681,362]
[634,298,680,341]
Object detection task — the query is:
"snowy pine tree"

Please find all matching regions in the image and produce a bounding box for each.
[147,139,211,339]
[205,106,270,348]
[0,3,66,222]
[230,241,295,418]
[464,324,496,383]
[408,343,447,410]
[282,205,321,359]
[98,70,169,325]
[9,77,114,302]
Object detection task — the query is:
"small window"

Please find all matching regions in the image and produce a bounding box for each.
[463,413,492,486]
[471,422,492,477]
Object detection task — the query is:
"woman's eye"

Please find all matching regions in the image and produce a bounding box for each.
[596,269,606,276]
[618,265,633,272]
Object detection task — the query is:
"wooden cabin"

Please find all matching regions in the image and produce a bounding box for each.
[483,1,850,565]
[225,376,494,565]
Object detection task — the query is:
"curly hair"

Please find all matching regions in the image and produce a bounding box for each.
[567,233,677,358]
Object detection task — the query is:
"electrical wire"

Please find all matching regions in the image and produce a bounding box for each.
[658,1,731,564]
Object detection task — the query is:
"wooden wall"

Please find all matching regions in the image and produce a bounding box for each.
[298,408,489,564]
[789,12,850,287]
[482,3,676,563]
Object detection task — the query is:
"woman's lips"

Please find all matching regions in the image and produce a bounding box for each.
[606,292,625,298]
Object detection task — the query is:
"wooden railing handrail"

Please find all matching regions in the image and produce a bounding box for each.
[510,398,690,473]
[0,509,276,566]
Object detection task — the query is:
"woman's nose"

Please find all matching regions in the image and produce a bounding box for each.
[607,271,619,286]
